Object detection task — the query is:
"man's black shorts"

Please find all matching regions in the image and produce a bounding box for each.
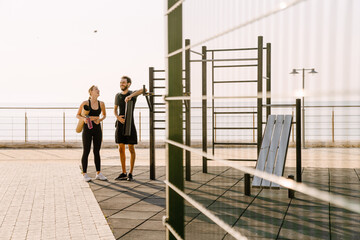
[115,121,138,144]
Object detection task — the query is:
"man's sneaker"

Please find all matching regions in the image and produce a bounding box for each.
[127,173,133,181]
[95,172,107,181]
[115,173,127,181]
[83,173,91,182]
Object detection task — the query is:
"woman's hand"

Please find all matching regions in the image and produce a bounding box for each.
[90,116,99,121]
[83,117,88,124]
[94,119,101,125]
[117,115,125,124]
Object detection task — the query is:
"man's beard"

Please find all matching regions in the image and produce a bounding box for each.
[120,85,128,91]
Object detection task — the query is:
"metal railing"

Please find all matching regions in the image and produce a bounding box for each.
[0,106,148,143]
[0,105,359,144]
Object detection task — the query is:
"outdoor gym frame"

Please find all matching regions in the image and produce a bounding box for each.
[148,36,276,181]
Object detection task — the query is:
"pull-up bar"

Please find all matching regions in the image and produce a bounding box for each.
[142,84,154,112]
[206,47,268,52]
[190,58,258,62]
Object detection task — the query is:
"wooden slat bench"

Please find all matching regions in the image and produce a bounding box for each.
[252,115,293,188]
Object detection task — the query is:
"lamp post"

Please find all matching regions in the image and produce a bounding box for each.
[290,68,318,148]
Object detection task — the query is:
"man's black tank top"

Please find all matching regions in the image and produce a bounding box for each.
[88,100,101,116]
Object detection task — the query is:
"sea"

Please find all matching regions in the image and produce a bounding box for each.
[0,100,359,144]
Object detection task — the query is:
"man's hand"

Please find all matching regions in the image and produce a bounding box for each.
[125,96,132,103]
[117,115,125,124]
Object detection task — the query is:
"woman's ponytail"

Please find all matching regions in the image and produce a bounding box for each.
[88,85,96,100]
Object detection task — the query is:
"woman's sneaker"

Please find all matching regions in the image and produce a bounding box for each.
[95,172,107,181]
[83,173,91,182]
[127,173,133,181]
[115,173,127,181]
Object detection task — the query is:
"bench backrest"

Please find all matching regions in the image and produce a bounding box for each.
[252,115,293,188]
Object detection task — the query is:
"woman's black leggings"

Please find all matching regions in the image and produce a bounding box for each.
[81,124,102,173]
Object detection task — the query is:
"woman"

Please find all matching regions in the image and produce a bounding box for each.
[76,85,107,182]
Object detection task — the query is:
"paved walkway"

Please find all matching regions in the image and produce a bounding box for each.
[0,151,115,240]
[87,166,166,240]
[86,165,360,240]
[0,148,359,239]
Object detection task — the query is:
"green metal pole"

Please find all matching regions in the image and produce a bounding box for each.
[166,1,184,239]
[185,39,191,181]
[202,46,208,173]
[149,67,155,180]
[302,68,306,148]
[257,36,263,155]
[211,50,215,156]
[266,43,271,118]
[296,98,302,182]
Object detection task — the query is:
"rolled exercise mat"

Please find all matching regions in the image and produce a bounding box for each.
[123,100,134,136]
[76,105,90,133]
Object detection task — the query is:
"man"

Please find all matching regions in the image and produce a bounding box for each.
[114,76,145,181]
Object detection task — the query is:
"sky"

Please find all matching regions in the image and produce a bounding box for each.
[0,0,164,106]
[182,0,360,104]
[1,0,359,107]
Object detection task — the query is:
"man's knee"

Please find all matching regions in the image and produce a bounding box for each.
[118,144,125,153]
[128,145,135,154]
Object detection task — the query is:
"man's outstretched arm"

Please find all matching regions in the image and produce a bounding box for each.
[125,88,147,102]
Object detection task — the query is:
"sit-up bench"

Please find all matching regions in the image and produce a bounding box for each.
[252,115,293,188]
